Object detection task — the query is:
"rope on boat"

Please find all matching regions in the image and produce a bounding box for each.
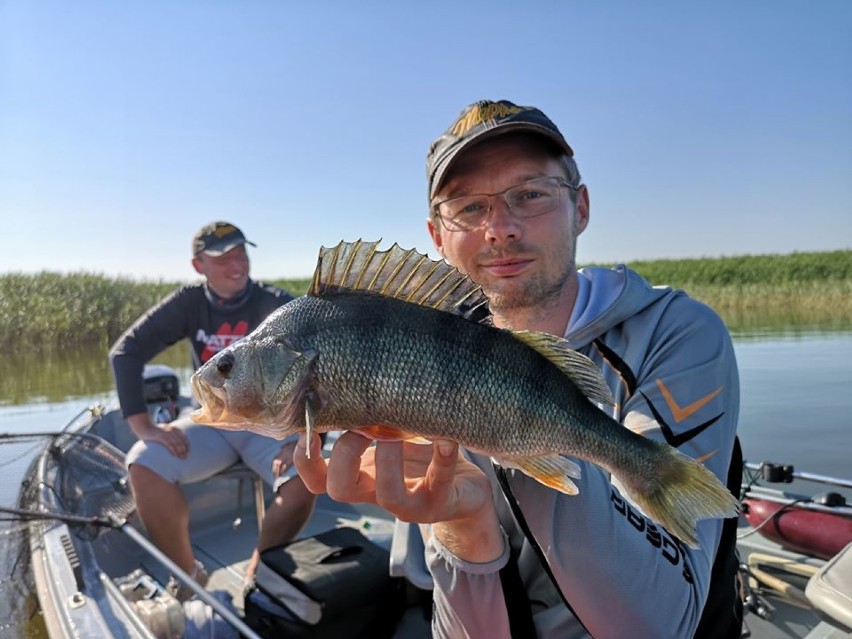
[736,497,812,540]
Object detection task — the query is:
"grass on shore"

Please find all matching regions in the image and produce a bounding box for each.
[601,250,852,336]
[2,250,850,352]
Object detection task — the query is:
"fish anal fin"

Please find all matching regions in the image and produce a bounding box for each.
[500,454,582,495]
[311,240,491,321]
[511,331,614,406]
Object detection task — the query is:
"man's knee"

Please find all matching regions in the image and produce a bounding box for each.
[275,476,317,509]
[125,440,146,472]
[128,462,172,494]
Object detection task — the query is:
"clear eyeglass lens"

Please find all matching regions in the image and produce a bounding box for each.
[438,177,567,231]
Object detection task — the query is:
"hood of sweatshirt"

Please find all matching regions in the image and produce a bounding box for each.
[565,265,673,349]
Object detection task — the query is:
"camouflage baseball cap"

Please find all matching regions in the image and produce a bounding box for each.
[426,99,574,201]
[192,221,256,257]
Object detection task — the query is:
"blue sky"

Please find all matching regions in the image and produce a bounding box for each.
[2,1,850,282]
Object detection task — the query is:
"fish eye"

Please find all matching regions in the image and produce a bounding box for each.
[216,351,235,376]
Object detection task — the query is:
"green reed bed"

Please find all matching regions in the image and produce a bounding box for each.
[1,250,850,352]
[682,281,852,336]
[0,272,176,351]
[617,250,852,336]
[619,250,852,287]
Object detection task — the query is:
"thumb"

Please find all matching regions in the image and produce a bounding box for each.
[435,440,457,459]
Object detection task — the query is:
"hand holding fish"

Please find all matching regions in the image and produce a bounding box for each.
[294,432,505,562]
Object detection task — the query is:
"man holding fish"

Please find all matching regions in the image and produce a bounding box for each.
[192,102,742,636]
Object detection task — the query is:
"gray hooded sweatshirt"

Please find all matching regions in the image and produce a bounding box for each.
[420,265,740,638]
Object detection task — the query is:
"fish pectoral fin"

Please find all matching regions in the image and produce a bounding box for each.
[304,399,318,459]
[510,331,614,406]
[499,455,582,495]
[190,407,211,423]
[355,425,432,444]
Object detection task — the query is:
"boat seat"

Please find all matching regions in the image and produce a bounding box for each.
[214,461,267,535]
[805,540,852,632]
[169,403,268,534]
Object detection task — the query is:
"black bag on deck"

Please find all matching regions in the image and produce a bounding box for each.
[244,527,404,639]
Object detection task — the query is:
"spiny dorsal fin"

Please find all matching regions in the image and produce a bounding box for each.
[310,240,490,319]
[512,331,615,406]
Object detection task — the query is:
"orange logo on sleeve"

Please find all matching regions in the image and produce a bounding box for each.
[655,379,722,424]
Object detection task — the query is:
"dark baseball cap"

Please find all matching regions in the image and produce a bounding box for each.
[192,221,257,257]
[426,99,574,201]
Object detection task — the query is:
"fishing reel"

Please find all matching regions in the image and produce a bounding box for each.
[757,462,795,484]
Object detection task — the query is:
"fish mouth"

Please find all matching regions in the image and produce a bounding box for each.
[190,371,281,429]
[190,374,230,424]
[189,374,253,425]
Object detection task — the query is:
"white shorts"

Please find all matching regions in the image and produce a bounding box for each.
[125,421,297,488]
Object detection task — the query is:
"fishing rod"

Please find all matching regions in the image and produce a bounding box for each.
[0,505,113,527]
[0,431,80,441]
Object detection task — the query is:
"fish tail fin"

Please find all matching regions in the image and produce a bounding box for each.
[619,445,740,548]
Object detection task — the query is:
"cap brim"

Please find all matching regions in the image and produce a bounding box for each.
[430,122,574,199]
[199,238,257,257]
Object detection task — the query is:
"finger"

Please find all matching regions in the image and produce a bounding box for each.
[164,432,187,459]
[276,441,297,471]
[426,440,459,493]
[293,433,328,494]
[374,440,460,521]
[373,440,407,506]
[432,443,492,519]
[326,431,375,503]
[168,441,187,459]
[171,430,189,458]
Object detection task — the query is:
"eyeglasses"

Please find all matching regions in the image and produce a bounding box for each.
[433,176,579,232]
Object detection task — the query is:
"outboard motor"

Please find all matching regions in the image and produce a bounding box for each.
[142,364,180,423]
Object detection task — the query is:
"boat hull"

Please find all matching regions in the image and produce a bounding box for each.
[743,497,852,560]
